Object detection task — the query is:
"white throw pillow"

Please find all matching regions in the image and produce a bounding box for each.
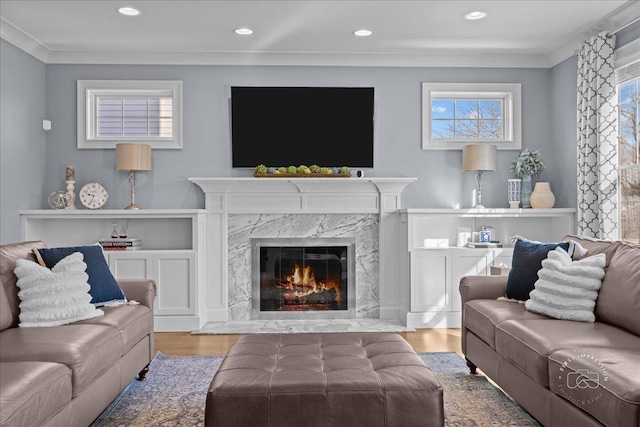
[524,247,605,322]
[14,252,104,327]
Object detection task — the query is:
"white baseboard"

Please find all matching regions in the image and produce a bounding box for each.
[154,315,202,332]
[406,311,461,328]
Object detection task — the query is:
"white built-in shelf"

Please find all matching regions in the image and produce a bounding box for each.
[401,208,576,217]
[400,208,576,250]
[20,209,205,250]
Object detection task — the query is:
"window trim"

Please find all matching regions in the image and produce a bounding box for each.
[615,73,639,242]
[77,80,183,149]
[421,82,522,150]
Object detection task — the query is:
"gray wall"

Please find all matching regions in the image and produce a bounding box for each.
[0,39,46,243]
[44,64,554,211]
[549,55,579,209]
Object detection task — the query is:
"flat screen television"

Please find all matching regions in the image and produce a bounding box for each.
[231,86,374,168]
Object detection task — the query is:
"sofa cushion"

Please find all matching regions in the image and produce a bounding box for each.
[524,248,605,322]
[495,319,640,387]
[0,324,122,397]
[0,361,71,427]
[464,300,548,349]
[75,304,153,355]
[595,242,640,335]
[34,244,126,306]
[14,254,104,327]
[562,234,622,269]
[505,239,570,301]
[548,347,640,427]
[0,241,47,329]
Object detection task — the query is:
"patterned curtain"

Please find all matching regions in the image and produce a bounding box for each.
[576,32,618,239]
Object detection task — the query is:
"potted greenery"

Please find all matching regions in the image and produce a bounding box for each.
[510,149,545,208]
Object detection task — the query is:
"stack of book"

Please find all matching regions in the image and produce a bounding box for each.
[99,237,142,251]
[467,241,502,248]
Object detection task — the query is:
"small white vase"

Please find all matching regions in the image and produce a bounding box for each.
[507,179,521,208]
[530,182,555,209]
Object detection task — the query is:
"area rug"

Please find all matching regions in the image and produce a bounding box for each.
[92,352,541,426]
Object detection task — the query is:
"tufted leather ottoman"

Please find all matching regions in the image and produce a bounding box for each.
[205,332,444,427]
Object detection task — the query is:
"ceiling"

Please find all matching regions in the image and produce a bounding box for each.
[1,1,639,67]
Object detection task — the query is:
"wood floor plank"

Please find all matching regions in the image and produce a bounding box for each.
[155,329,462,356]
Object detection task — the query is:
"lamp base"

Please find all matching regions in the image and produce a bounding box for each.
[125,204,141,210]
[472,204,487,209]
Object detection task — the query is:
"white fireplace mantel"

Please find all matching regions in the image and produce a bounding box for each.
[189,177,416,214]
[189,177,417,323]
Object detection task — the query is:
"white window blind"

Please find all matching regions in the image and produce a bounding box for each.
[96,96,174,138]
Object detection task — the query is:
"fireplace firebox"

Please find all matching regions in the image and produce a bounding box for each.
[251,238,356,319]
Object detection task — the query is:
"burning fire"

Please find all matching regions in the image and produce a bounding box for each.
[277,263,340,306]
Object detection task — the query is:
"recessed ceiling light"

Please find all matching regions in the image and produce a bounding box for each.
[464,11,487,20]
[118,6,140,16]
[234,28,254,35]
[354,29,372,37]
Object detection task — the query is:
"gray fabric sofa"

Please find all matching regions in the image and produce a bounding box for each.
[0,241,156,427]
[460,235,640,427]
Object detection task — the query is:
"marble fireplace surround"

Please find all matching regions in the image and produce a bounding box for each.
[189,177,416,324]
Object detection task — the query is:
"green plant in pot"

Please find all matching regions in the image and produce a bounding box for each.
[510,148,545,208]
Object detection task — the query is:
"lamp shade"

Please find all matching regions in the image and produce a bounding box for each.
[116,143,151,171]
[462,144,497,171]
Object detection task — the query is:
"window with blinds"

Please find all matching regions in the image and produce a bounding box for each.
[77,80,182,149]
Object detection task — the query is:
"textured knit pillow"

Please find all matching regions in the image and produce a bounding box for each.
[525,247,605,322]
[505,239,571,301]
[34,244,126,306]
[14,253,104,327]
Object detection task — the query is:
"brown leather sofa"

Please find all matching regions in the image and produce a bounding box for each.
[0,241,156,427]
[459,235,640,427]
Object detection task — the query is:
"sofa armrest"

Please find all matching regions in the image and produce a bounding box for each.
[118,279,156,310]
[459,275,508,305]
[459,275,508,357]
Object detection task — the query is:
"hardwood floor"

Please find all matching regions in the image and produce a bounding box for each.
[155,328,463,356]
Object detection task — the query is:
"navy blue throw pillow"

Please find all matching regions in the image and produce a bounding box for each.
[505,239,571,301]
[35,245,126,306]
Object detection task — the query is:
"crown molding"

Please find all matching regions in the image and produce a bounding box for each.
[546,1,640,68]
[0,17,49,63]
[44,49,552,68]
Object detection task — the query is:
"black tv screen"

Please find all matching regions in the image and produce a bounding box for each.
[231,87,374,168]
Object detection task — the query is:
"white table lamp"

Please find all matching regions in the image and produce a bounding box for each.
[116,143,151,210]
[462,144,497,209]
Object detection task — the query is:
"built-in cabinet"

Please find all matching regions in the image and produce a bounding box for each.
[20,209,206,331]
[400,208,576,328]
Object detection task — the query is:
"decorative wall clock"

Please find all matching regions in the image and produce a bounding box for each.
[79,182,109,209]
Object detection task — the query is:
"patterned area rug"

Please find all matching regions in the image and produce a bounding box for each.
[92,352,541,426]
